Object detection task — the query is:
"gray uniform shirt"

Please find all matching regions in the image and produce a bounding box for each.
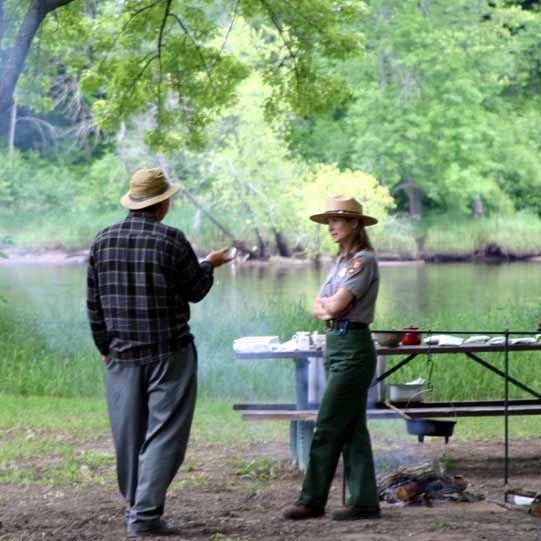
[319,249,379,323]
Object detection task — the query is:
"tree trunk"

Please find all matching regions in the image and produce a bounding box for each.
[473,194,483,218]
[254,226,267,259]
[419,0,431,18]
[392,176,423,217]
[0,2,5,47]
[0,0,77,122]
[8,96,16,163]
[159,157,269,260]
[273,229,291,257]
[404,176,422,217]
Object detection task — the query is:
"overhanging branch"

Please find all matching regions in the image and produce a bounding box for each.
[44,0,77,13]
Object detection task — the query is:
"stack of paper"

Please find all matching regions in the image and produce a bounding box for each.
[424,335,463,346]
[233,336,280,353]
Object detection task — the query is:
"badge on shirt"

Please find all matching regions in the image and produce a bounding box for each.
[346,257,364,277]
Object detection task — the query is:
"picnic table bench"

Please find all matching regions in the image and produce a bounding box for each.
[234,334,541,473]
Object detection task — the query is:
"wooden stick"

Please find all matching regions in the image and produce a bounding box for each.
[384,400,413,420]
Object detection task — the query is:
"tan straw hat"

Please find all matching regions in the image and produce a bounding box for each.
[120,168,180,210]
[310,195,378,226]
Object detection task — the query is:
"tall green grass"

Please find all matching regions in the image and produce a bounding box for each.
[1,282,540,403]
[372,211,541,259]
[1,259,541,402]
[421,211,541,258]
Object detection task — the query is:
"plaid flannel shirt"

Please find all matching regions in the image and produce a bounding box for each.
[86,210,214,363]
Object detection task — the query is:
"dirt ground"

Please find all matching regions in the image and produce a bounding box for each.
[1,433,541,541]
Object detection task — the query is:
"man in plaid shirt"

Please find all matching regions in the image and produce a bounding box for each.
[87,168,233,539]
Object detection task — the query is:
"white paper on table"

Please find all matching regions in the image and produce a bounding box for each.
[423,334,463,346]
[511,337,537,345]
[233,336,280,353]
[274,339,298,351]
[463,335,491,344]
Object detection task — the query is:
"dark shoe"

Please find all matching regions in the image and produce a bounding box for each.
[126,519,183,539]
[331,505,381,521]
[282,502,325,520]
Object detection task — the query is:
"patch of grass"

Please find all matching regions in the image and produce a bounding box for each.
[429,519,459,531]
[209,533,249,541]
[439,453,454,471]
[1,393,541,489]
[452,415,541,440]
[189,401,287,447]
[0,394,289,488]
[0,444,115,486]
[172,472,212,490]
[0,395,115,486]
[233,456,279,481]
[0,394,109,433]
[422,211,541,257]
[369,415,541,444]
[0,207,125,251]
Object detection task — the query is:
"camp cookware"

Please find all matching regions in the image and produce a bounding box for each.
[406,418,456,443]
[385,402,456,443]
[372,331,402,348]
[388,383,425,403]
[402,325,422,346]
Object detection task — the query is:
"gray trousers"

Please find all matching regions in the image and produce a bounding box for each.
[105,342,197,532]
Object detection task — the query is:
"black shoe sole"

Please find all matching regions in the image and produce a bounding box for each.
[331,509,381,521]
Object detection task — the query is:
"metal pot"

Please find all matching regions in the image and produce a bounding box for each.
[389,383,425,403]
[406,418,456,443]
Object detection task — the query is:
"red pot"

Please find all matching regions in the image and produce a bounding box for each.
[402,326,421,346]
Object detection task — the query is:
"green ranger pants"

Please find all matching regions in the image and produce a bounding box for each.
[299,328,379,510]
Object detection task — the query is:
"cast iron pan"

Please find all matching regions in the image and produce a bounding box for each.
[406,418,456,443]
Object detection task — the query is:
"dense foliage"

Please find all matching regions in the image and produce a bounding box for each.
[1,1,541,255]
[289,0,541,218]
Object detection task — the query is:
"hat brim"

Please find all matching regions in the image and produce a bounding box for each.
[120,183,181,210]
[309,211,378,226]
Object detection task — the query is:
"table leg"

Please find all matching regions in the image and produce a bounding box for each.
[289,421,298,462]
[292,358,313,471]
[295,420,315,472]
[295,358,309,408]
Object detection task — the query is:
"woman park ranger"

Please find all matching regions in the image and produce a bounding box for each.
[283,195,381,521]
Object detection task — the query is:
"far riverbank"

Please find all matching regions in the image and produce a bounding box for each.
[1,246,541,267]
[2,208,541,265]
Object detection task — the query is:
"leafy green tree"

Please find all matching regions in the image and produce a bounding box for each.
[290,0,541,217]
[299,163,395,256]
[0,0,78,121]
[199,74,308,257]
[1,1,367,150]
[113,60,394,258]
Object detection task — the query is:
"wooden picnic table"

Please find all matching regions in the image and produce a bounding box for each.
[234,337,541,473]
